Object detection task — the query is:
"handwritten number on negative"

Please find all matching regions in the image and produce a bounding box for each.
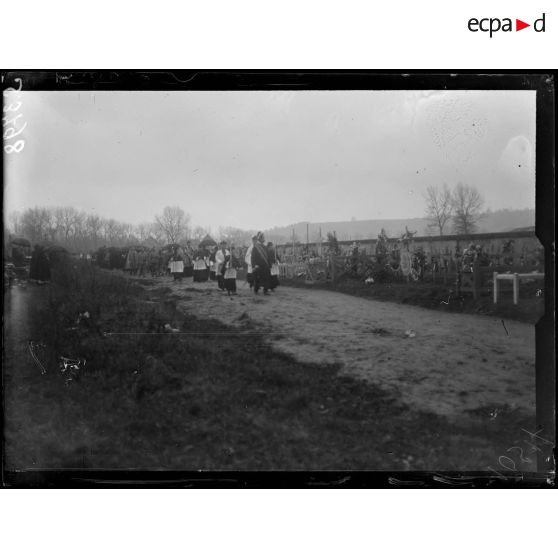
[3,77,23,93]
[4,100,22,112]
[507,446,532,464]
[498,455,517,471]
[3,121,27,140]
[4,140,24,153]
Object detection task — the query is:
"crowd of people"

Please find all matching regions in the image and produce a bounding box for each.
[96,232,281,296]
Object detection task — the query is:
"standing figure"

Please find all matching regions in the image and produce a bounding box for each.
[215,241,229,291]
[170,245,184,281]
[245,236,257,290]
[124,248,134,274]
[131,248,139,275]
[183,240,194,279]
[148,248,159,277]
[351,242,359,275]
[208,246,217,281]
[251,232,271,295]
[137,249,147,276]
[400,244,415,282]
[267,241,280,291]
[223,249,238,295]
[157,250,165,276]
[193,246,209,282]
[462,244,476,273]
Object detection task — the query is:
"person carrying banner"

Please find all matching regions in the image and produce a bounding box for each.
[223,248,239,295]
[170,245,184,282]
[193,246,209,282]
[215,241,230,291]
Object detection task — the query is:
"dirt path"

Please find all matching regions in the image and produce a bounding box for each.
[138,275,535,420]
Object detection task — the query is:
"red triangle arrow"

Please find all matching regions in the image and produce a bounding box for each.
[516,19,530,31]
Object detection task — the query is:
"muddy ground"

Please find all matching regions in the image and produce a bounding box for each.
[135,273,535,421]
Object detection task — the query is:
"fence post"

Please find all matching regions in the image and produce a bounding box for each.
[472,262,479,300]
[330,257,336,287]
[493,272,498,304]
[513,273,519,305]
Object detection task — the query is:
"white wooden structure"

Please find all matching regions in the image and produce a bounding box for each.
[493,272,544,305]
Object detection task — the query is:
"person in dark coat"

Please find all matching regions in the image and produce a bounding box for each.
[208,246,217,281]
[183,241,194,278]
[251,232,271,295]
[109,247,123,270]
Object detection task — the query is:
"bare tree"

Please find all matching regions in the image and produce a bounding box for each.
[20,207,54,243]
[8,211,23,236]
[104,218,119,243]
[155,206,189,244]
[54,206,79,242]
[424,184,453,236]
[149,222,166,245]
[119,222,136,244]
[71,211,87,247]
[86,214,103,248]
[191,225,210,242]
[135,222,153,242]
[8,205,176,251]
[42,209,59,242]
[451,183,484,235]
[218,226,256,247]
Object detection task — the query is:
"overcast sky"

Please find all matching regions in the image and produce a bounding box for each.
[4,89,535,232]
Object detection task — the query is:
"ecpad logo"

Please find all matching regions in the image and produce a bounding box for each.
[468,13,546,37]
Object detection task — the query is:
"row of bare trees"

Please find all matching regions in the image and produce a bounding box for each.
[6,184,486,253]
[6,205,212,252]
[424,183,485,236]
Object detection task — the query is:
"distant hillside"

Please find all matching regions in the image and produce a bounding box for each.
[265,209,535,244]
[477,209,536,234]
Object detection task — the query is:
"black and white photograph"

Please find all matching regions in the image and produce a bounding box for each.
[2,72,554,484]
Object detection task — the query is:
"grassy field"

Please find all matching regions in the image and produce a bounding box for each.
[3,261,535,471]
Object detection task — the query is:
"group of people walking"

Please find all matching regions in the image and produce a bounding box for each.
[163,232,280,296]
[123,247,158,276]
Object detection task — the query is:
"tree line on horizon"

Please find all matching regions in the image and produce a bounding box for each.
[5,205,259,253]
[5,183,527,253]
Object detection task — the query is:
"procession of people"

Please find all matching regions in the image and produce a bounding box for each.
[108,231,280,297]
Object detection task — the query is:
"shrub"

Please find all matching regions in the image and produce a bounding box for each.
[370,264,398,284]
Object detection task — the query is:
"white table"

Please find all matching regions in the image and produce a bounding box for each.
[493,272,544,305]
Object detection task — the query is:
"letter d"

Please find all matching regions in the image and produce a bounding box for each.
[534,13,545,32]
